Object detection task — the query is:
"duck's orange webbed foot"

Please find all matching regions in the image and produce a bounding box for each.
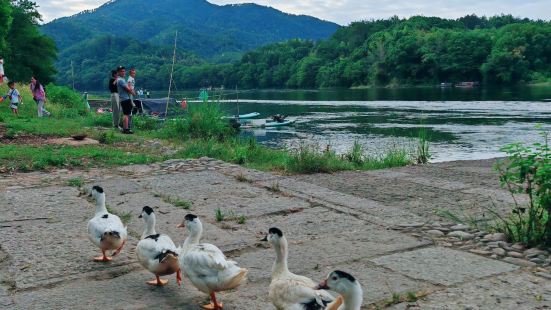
[202,292,223,309]
[112,239,126,257]
[147,275,168,286]
[93,251,112,262]
[176,269,182,286]
[202,302,223,310]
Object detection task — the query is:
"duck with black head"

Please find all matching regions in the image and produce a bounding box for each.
[262,227,335,310]
[177,214,248,310]
[87,186,128,262]
[317,270,363,310]
[136,206,182,286]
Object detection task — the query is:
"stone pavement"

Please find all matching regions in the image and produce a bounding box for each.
[0,158,550,309]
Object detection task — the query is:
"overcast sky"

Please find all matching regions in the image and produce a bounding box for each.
[35,0,551,25]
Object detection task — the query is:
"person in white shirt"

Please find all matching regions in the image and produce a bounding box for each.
[127,68,143,129]
[5,81,21,115]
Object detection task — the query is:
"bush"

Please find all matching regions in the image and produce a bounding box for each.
[493,130,551,246]
[46,84,88,116]
[133,115,160,130]
[88,113,113,127]
[179,103,233,140]
[286,144,351,173]
[97,131,115,144]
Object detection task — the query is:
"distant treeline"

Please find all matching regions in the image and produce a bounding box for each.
[59,15,551,90]
[0,0,57,83]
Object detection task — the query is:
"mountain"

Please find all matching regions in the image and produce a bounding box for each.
[41,0,339,59]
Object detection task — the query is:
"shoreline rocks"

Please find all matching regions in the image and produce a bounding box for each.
[396,221,551,269]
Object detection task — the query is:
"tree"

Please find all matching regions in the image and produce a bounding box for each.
[0,0,12,56]
[2,0,57,83]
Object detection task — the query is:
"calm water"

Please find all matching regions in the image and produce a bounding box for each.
[110,86,551,162]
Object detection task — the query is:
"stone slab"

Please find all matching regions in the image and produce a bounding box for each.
[272,178,425,226]
[12,269,202,310]
[371,247,519,286]
[142,172,311,219]
[389,272,551,310]
[0,186,138,290]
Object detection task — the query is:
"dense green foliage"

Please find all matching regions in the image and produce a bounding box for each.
[0,0,57,83]
[54,14,550,90]
[41,0,338,61]
[211,15,550,88]
[55,35,202,90]
[494,130,551,246]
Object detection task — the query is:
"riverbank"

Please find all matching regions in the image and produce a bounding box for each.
[0,84,413,174]
[1,158,549,309]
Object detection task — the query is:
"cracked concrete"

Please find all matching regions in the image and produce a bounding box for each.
[0,158,549,309]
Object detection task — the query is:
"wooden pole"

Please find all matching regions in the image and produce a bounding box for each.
[165,31,178,118]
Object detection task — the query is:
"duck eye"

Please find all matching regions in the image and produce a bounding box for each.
[332,276,337,281]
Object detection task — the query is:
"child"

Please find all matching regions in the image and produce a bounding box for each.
[5,81,21,115]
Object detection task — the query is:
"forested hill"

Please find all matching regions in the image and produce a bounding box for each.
[164,14,549,89]
[41,0,339,59]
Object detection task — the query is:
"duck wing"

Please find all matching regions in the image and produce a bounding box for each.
[270,277,334,310]
[137,234,178,267]
[183,243,228,271]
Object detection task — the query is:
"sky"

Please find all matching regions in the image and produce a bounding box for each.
[35,0,551,25]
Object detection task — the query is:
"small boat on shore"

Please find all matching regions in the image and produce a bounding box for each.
[222,112,260,120]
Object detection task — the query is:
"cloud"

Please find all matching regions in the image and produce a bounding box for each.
[35,0,105,22]
[35,0,551,24]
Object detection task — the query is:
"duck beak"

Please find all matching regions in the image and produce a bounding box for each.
[177,223,185,228]
[316,279,329,290]
[260,235,268,242]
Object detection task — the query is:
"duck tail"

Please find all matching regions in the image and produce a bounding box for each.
[224,267,248,290]
[100,231,122,249]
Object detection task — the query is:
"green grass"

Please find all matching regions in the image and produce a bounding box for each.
[267,181,281,192]
[119,211,133,224]
[235,172,252,183]
[1,83,413,174]
[0,145,165,172]
[154,192,193,210]
[417,126,431,164]
[66,177,84,187]
[214,208,247,224]
[215,208,224,222]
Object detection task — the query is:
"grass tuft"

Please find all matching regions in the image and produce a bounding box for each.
[66,177,84,187]
[215,208,225,222]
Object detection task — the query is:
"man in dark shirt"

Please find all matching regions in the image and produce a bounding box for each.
[109,70,121,129]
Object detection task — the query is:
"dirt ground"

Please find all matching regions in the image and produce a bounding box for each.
[1,158,549,309]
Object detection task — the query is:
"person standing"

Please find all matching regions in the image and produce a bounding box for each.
[0,57,4,84]
[116,66,136,134]
[30,76,51,117]
[109,70,121,129]
[5,81,21,115]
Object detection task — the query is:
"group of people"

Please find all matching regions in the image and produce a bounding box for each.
[1,56,50,117]
[109,66,143,134]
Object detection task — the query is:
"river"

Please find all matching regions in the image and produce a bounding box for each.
[136,86,551,162]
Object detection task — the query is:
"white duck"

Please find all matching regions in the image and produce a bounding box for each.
[177,214,248,310]
[136,206,182,286]
[263,227,335,310]
[316,270,363,310]
[87,186,128,262]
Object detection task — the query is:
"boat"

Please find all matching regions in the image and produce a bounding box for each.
[455,82,479,88]
[262,119,296,128]
[222,112,260,120]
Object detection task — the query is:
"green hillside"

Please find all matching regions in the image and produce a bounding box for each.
[41,0,339,58]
